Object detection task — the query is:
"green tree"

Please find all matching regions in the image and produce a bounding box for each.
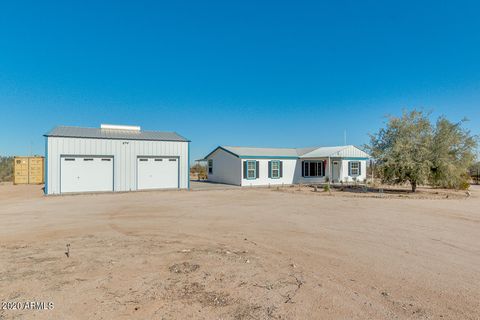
[368,110,478,192]
[430,117,477,189]
[367,110,433,192]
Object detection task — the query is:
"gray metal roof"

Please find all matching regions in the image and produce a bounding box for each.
[222,146,300,157]
[205,145,369,159]
[301,145,370,158]
[45,126,189,142]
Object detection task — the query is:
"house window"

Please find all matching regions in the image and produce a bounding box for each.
[349,161,360,176]
[303,161,325,177]
[208,159,213,174]
[271,160,280,179]
[246,160,256,179]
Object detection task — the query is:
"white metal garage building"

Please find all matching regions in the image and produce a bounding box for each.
[44,124,190,195]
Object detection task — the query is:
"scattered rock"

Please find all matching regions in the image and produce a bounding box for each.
[65,243,70,258]
[169,262,200,274]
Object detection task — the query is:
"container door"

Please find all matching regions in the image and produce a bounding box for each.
[137,157,179,190]
[60,156,113,193]
[14,158,29,184]
[28,157,44,184]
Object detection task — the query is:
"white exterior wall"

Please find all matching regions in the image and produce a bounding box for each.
[206,149,241,185]
[46,136,189,194]
[238,158,366,186]
[240,158,297,186]
[339,159,367,183]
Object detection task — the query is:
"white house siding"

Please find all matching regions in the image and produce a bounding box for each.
[46,136,189,194]
[240,159,297,186]
[207,149,242,185]
[239,158,367,186]
[339,159,367,182]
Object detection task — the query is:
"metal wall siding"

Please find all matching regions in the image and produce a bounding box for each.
[206,148,242,185]
[46,137,189,194]
[45,138,48,194]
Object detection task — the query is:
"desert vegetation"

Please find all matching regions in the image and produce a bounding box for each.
[0,156,13,182]
[367,110,478,192]
[470,161,480,184]
[190,163,208,180]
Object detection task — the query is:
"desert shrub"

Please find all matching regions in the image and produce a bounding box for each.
[0,157,13,182]
[190,163,207,180]
[458,180,471,190]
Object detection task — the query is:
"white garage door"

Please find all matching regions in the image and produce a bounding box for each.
[60,156,113,193]
[137,157,179,190]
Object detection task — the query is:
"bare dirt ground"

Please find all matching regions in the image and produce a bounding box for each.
[0,184,479,319]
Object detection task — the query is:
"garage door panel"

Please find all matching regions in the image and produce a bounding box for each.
[137,157,178,190]
[61,156,113,193]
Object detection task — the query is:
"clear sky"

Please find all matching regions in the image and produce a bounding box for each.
[1,0,479,161]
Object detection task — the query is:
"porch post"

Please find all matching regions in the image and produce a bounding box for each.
[328,156,332,185]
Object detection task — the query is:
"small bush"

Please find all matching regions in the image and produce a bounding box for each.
[459,181,470,190]
[323,184,330,192]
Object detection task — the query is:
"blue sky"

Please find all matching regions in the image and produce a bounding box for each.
[1,0,479,161]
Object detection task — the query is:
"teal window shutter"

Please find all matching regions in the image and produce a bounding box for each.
[268,161,272,178]
[243,161,248,179]
[255,161,259,179]
[280,161,283,178]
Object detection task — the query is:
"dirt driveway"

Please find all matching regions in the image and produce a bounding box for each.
[190,180,240,190]
[0,184,479,319]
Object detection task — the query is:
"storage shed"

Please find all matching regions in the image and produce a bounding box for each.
[44,124,190,195]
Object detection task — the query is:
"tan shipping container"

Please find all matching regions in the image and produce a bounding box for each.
[14,156,44,185]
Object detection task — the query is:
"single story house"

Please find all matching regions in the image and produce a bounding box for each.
[203,145,369,186]
[44,124,190,194]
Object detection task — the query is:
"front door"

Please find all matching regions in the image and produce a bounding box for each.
[332,161,340,183]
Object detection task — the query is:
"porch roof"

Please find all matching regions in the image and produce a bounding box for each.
[300,145,370,159]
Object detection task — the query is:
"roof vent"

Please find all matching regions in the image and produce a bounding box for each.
[101,124,141,131]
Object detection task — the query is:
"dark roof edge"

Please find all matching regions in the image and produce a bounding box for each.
[203,146,239,160]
